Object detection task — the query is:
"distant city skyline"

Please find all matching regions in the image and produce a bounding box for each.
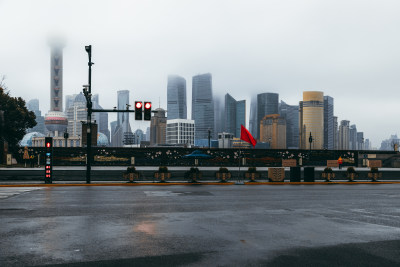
[2,0,400,146]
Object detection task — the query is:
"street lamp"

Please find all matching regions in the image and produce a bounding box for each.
[84,45,94,184]
[309,132,313,151]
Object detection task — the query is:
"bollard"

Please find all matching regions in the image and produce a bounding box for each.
[290,167,301,182]
[304,167,315,182]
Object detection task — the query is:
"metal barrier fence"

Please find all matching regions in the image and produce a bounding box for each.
[11,147,379,167]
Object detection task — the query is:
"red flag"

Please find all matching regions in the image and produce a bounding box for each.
[240,125,257,148]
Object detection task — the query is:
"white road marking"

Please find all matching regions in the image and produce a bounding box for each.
[144,191,183,197]
[0,187,43,199]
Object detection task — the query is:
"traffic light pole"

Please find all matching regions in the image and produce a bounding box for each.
[85,45,94,184]
[83,46,151,184]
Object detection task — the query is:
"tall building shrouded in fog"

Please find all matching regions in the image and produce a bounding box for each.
[256,93,279,139]
[299,91,324,149]
[167,75,187,120]
[324,96,334,150]
[214,96,224,139]
[349,124,358,150]
[249,96,257,137]
[92,94,110,143]
[224,94,246,138]
[192,73,214,140]
[111,90,132,146]
[44,37,68,136]
[279,101,299,149]
[27,99,45,134]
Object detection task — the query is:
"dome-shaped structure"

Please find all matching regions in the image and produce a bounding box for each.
[45,111,68,134]
[21,132,45,147]
[97,132,109,146]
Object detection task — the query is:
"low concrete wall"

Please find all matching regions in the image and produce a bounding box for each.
[1,167,400,182]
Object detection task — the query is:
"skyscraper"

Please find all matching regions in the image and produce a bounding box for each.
[27,99,45,134]
[365,139,371,150]
[111,90,132,146]
[324,96,334,150]
[150,108,167,145]
[333,116,339,149]
[27,99,39,111]
[66,93,88,137]
[213,96,224,139]
[249,96,257,137]
[44,37,68,136]
[92,94,110,143]
[223,94,246,138]
[256,93,279,139]
[357,132,364,150]
[338,120,350,150]
[299,91,324,149]
[279,101,299,149]
[236,100,246,137]
[259,114,286,149]
[65,94,77,112]
[349,124,357,150]
[117,90,131,132]
[192,73,214,140]
[224,94,236,135]
[167,75,187,120]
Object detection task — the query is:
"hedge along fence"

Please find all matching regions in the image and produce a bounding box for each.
[11,146,383,167]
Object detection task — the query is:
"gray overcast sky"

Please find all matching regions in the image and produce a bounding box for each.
[1,0,400,147]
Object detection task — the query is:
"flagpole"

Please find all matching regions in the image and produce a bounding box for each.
[239,124,257,184]
[237,147,241,183]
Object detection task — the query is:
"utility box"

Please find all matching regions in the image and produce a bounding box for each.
[82,123,98,146]
[304,167,315,182]
[290,167,301,182]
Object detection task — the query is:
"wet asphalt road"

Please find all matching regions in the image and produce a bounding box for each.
[1,184,400,267]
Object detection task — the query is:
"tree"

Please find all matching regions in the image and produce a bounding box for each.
[0,79,36,155]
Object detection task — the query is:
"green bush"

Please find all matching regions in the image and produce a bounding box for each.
[126,166,136,173]
[159,166,169,173]
[189,167,200,173]
[248,167,257,173]
[323,167,333,173]
[218,167,229,173]
[370,167,379,173]
[346,167,356,173]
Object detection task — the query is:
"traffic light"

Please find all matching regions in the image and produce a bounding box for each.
[144,102,152,120]
[44,137,53,184]
[135,101,143,120]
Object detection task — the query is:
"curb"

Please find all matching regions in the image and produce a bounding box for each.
[1,181,400,187]
[0,182,236,187]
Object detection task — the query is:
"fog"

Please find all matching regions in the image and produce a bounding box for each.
[1,0,400,146]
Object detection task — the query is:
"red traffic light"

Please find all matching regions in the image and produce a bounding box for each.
[136,102,142,109]
[144,102,152,120]
[46,142,51,148]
